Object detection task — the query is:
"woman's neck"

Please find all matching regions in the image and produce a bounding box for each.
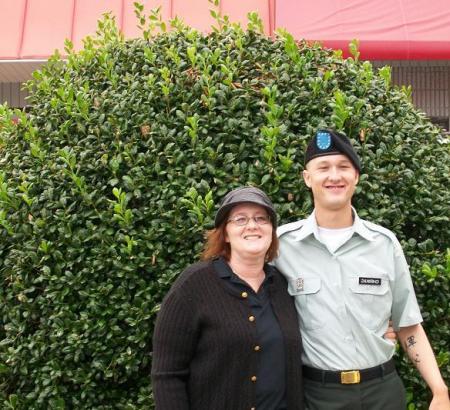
[228,254,265,292]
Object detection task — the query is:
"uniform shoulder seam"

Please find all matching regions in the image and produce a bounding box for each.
[362,219,400,244]
[277,220,305,237]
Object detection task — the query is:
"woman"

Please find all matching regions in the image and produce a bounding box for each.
[151,186,304,410]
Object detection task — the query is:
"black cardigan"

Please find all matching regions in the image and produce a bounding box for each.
[151,259,304,410]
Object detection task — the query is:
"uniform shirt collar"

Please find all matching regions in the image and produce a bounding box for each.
[352,209,376,241]
[291,210,319,242]
[292,207,376,242]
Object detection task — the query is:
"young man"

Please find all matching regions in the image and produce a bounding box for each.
[275,129,449,410]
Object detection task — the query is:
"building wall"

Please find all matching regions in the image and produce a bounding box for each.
[0,82,28,108]
[373,60,450,131]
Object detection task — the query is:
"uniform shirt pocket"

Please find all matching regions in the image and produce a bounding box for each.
[349,274,391,330]
[287,276,325,330]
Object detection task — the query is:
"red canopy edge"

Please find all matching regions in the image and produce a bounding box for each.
[276,0,450,60]
[320,40,450,60]
[1,0,449,61]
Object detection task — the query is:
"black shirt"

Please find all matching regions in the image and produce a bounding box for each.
[214,257,287,410]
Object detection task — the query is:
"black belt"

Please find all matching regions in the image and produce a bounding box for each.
[303,359,396,384]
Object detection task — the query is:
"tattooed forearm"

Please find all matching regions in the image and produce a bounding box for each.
[404,335,421,364]
[406,335,417,349]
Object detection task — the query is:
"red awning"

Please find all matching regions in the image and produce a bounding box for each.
[0,0,273,60]
[276,0,450,60]
[0,0,449,62]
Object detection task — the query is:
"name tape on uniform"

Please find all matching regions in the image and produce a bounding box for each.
[359,277,381,286]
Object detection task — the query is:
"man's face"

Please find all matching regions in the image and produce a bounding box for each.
[302,154,359,212]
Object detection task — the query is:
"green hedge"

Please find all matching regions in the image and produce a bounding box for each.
[0,9,449,409]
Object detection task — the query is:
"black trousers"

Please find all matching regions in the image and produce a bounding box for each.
[304,370,406,410]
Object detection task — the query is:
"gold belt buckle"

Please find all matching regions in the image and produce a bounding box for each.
[340,370,361,384]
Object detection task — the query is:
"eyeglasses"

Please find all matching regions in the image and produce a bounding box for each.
[227,215,271,226]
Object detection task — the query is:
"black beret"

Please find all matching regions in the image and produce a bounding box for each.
[214,187,277,228]
[304,129,361,172]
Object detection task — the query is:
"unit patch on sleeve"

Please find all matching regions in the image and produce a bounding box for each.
[358,277,381,286]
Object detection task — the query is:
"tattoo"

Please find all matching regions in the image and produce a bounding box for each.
[414,353,420,364]
[406,336,417,349]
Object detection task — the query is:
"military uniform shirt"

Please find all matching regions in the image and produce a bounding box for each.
[275,209,423,371]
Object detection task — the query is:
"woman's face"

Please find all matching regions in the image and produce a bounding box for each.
[225,203,273,261]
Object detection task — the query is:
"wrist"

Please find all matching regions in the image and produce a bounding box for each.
[432,385,449,397]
